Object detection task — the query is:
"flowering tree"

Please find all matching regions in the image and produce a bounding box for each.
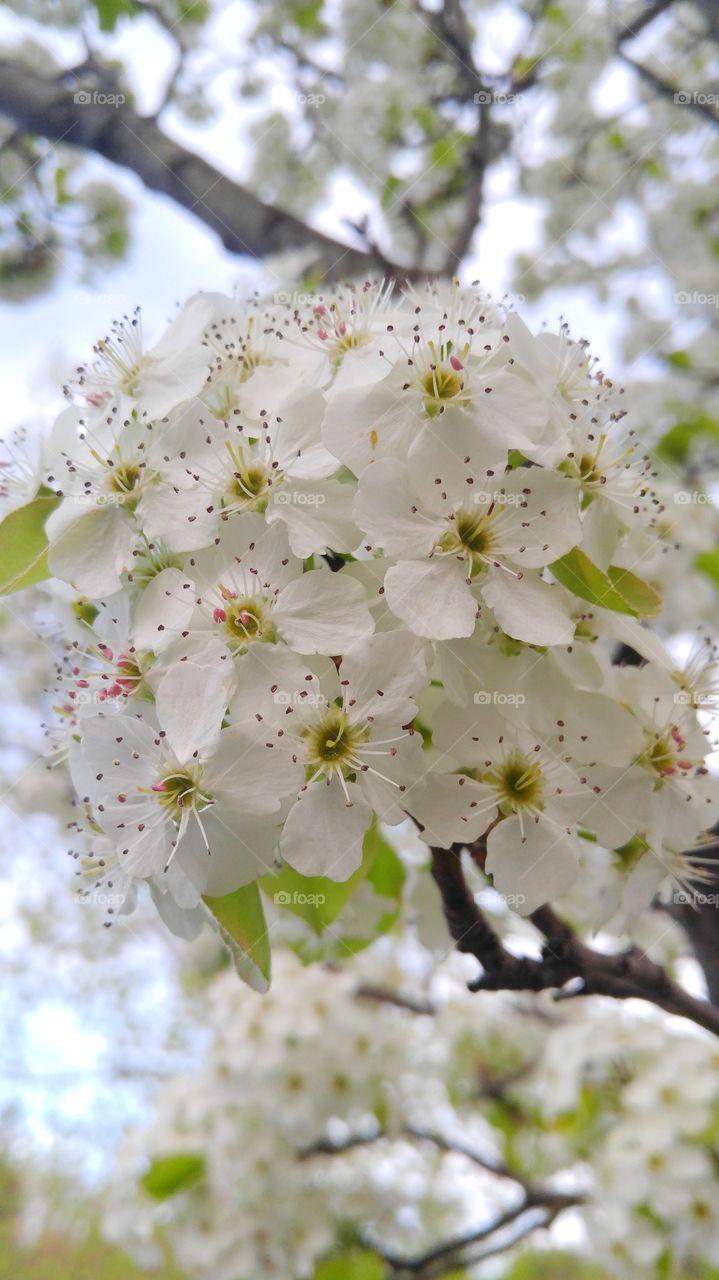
[1,1,719,1275]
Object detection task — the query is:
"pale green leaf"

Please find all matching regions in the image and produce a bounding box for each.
[0,494,61,596]
[203,883,271,992]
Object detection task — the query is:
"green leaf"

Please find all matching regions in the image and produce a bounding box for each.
[93,0,135,31]
[54,167,71,206]
[313,1251,386,1280]
[203,883,271,992]
[656,412,719,464]
[0,494,61,596]
[505,1252,610,1280]
[290,0,324,33]
[550,548,660,617]
[550,548,636,613]
[605,565,661,617]
[365,828,405,905]
[261,825,405,962]
[696,549,719,588]
[429,135,463,169]
[261,854,369,936]
[666,349,692,369]
[140,1153,205,1200]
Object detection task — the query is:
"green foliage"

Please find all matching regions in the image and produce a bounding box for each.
[286,0,325,34]
[666,350,693,370]
[140,1153,206,1200]
[203,882,272,992]
[504,1252,611,1280]
[656,412,719,464]
[93,0,137,33]
[75,181,131,266]
[605,565,662,617]
[0,494,60,595]
[261,824,405,961]
[313,1250,386,1280]
[551,548,661,617]
[695,549,719,588]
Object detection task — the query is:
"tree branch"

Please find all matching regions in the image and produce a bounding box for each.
[0,58,389,280]
[617,51,719,127]
[299,1123,581,1279]
[429,0,491,270]
[430,846,719,1037]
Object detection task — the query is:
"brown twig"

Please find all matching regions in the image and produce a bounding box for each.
[430,846,719,1038]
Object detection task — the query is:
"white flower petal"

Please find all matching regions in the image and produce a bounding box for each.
[133,567,196,652]
[47,504,134,598]
[274,569,374,655]
[266,479,361,557]
[384,560,478,640]
[280,778,371,880]
[481,570,575,646]
[340,630,429,724]
[155,656,234,762]
[486,814,579,914]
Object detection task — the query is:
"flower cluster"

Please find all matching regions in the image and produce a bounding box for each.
[103,935,719,1280]
[32,280,717,943]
